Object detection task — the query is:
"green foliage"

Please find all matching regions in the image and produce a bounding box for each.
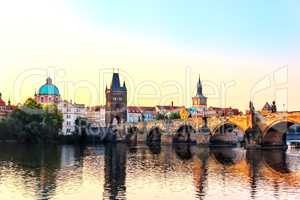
[169,112,180,120]
[24,98,42,109]
[155,113,166,120]
[0,98,63,143]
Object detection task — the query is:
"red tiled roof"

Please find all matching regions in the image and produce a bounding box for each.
[0,98,6,106]
[127,106,156,113]
[208,106,240,115]
[156,105,184,110]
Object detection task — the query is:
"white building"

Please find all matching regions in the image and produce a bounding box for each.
[127,106,156,123]
[57,100,86,135]
[86,106,106,127]
[127,106,142,123]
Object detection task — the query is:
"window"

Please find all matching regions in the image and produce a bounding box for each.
[66,129,71,133]
[41,97,44,103]
[67,115,71,119]
[67,121,71,126]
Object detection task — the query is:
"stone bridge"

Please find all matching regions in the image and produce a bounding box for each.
[121,111,300,147]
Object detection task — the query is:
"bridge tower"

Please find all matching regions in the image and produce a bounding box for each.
[105,71,127,125]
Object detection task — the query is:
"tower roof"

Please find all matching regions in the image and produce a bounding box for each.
[195,75,206,98]
[111,73,121,91]
[110,72,126,92]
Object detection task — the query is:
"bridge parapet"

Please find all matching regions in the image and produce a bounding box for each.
[130,112,300,136]
[257,112,300,135]
[226,115,251,132]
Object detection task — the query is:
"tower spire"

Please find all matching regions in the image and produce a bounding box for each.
[197,74,203,96]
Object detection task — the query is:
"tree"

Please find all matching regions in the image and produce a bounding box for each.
[169,112,180,120]
[155,113,166,120]
[0,98,63,143]
[24,98,42,109]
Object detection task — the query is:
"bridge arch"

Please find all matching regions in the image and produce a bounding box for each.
[173,125,196,143]
[262,120,300,146]
[147,126,162,143]
[126,126,139,144]
[212,122,245,135]
[210,122,245,145]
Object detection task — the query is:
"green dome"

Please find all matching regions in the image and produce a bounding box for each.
[38,77,60,96]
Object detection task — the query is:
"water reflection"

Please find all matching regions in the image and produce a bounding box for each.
[211,148,244,166]
[174,144,193,160]
[103,144,127,200]
[0,143,299,200]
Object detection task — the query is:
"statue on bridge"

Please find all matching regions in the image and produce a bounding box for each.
[271,101,277,113]
[245,101,262,148]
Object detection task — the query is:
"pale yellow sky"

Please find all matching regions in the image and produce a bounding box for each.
[0,0,299,111]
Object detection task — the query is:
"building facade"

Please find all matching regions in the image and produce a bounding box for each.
[127,106,156,123]
[155,102,184,116]
[35,77,61,105]
[86,106,106,127]
[208,106,241,117]
[0,93,16,120]
[105,72,127,124]
[57,100,86,135]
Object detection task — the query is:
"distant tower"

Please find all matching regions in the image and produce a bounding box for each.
[192,75,207,109]
[105,72,127,124]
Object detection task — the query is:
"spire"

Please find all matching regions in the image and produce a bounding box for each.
[46,77,52,84]
[197,75,203,96]
[111,71,121,91]
[122,81,127,91]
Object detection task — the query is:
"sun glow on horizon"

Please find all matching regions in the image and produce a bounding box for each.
[0,0,299,111]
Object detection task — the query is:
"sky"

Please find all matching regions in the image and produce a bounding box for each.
[0,0,299,111]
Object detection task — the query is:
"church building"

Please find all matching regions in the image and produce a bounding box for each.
[35,77,61,105]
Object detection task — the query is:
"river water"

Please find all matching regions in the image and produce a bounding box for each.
[0,143,299,200]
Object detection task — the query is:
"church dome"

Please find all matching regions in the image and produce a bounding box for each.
[38,77,60,96]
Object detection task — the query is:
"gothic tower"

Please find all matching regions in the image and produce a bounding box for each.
[105,72,127,124]
[192,76,207,109]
